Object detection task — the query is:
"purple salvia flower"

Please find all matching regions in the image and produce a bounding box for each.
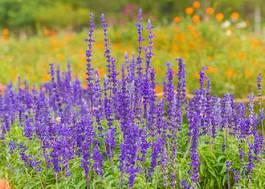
[119,125,141,187]
[145,19,154,74]
[248,94,257,135]
[226,161,232,189]
[188,102,200,187]
[20,149,41,171]
[24,116,33,139]
[80,105,94,178]
[176,58,186,104]
[105,127,116,158]
[93,71,103,134]
[161,146,168,188]
[93,143,103,176]
[211,97,222,138]
[233,169,240,185]
[181,179,190,189]
[257,73,264,136]
[128,54,136,83]
[138,128,149,162]
[199,67,207,90]
[253,132,263,159]
[8,141,16,153]
[257,73,262,98]
[165,63,175,134]
[146,68,156,134]
[149,137,163,177]
[86,13,95,88]
[247,142,254,183]
[49,64,55,83]
[103,76,113,128]
[136,8,144,79]
[101,13,113,83]
[221,94,234,130]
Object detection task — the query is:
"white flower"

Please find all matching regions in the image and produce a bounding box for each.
[236,21,247,29]
[222,21,231,29]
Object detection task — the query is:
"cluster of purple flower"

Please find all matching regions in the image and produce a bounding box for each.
[0,10,264,188]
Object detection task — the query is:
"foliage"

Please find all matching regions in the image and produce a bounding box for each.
[0,0,264,31]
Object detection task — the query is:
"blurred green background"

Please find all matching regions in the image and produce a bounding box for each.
[0,0,264,32]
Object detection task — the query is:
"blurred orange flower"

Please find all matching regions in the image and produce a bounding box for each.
[226,69,235,79]
[231,12,240,21]
[244,69,253,78]
[193,72,200,79]
[193,1,200,9]
[192,15,201,24]
[215,13,224,22]
[174,16,182,24]
[239,52,246,60]
[187,25,195,31]
[206,7,215,15]
[43,28,57,37]
[185,7,194,15]
[42,74,50,82]
[207,66,218,73]
[95,43,104,50]
[155,85,162,94]
[98,68,106,78]
[251,38,262,48]
[2,28,9,40]
[208,56,214,61]
[57,53,65,61]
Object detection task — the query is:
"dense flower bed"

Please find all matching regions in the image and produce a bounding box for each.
[0,10,264,188]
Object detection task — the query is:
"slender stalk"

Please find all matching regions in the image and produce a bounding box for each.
[248,175,252,189]
[86,174,90,189]
[227,171,230,189]
[119,172,124,188]
[55,173,59,189]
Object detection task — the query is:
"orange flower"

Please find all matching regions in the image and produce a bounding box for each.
[244,69,253,78]
[185,7,194,15]
[0,179,10,189]
[208,56,214,61]
[207,66,218,73]
[225,69,235,79]
[43,28,57,37]
[2,28,9,40]
[97,68,106,78]
[239,52,246,60]
[193,72,200,79]
[206,7,215,15]
[193,1,200,9]
[187,25,195,31]
[155,85,162,94]
[0,84,6,94]
[174,16,181,24]
[231,12,240,21]
[251,38,262,48]
[215,13,224,22]
[192,15,201,24]
[95,43,104,50]
[42,74,50,82]
[57,53,65,61]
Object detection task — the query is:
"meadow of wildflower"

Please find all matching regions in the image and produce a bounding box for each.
[0,8,265,189]
[1,2,265,98]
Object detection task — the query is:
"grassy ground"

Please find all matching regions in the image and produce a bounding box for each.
[0,19,265,97]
